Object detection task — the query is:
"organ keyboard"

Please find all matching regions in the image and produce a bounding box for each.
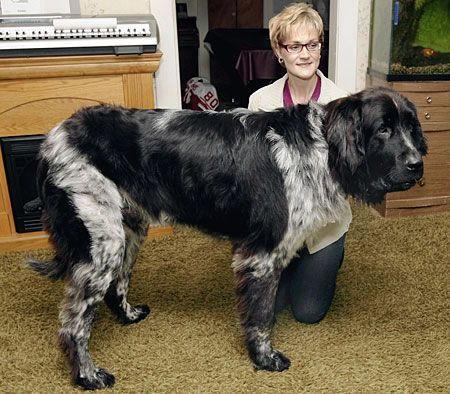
[0,14,159,56]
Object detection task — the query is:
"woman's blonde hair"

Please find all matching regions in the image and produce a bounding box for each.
[269,2,324,54]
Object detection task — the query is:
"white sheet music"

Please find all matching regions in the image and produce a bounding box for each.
[0,0,41,15]
[0,0,71,15]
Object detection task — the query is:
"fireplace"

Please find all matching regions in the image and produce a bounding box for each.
[0,135,45,233]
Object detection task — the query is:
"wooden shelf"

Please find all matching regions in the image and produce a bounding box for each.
[0,52,173,252]
[0,227,173,253]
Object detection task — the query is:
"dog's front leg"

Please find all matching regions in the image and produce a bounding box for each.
[233,251,290,372]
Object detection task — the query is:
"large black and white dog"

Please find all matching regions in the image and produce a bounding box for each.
[29,87,426,389]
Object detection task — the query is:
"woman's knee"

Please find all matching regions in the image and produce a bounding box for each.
[291,300,330,324]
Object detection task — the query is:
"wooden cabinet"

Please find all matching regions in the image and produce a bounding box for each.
[0,53,172,252]
[208,0,263,29]
[367,76,450,217]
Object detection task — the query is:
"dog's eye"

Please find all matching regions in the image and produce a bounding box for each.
[377,127,390,136]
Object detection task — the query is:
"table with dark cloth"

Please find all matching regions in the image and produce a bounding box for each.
[235,49,282,85]
[204,28,284,106]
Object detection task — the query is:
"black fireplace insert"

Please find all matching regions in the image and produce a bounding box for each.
[1,135,45,233]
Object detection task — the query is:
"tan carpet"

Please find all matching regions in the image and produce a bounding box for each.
[0,202,449,393]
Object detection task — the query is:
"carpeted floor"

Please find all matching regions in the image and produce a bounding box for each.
[0,202,449,393]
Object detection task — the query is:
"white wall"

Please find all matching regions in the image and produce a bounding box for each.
[329,0,359,93]
[149,1,182,108]
[328,0,372,93]
[356,0,372,91]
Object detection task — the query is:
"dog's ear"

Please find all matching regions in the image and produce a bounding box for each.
[324,96,365,177]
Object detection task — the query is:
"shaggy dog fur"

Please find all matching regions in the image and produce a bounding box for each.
[29,87,427,389]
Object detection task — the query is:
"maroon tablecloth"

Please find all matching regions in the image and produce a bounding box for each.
[235,49,282,85]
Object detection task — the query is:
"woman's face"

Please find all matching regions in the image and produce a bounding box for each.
[277,22,321,81]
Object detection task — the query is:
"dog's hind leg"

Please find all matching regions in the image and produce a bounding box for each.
[40,128,131,388]
[58,209,126,389]
[233,250,291,372]
[104,203,151,325]
[59,264,120,389]
[56,182,127,389]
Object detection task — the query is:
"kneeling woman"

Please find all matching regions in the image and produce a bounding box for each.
[248,2,352,323]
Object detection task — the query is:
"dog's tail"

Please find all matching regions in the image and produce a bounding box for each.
[27,256,67,280]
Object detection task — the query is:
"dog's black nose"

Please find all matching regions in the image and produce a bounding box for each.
[406,159,423,173]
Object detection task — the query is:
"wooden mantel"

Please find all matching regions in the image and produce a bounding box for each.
[0,52,172,252]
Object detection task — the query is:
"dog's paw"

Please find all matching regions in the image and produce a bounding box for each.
[75,367,115,390]
[253,349,291,372]
[121,304,150,325]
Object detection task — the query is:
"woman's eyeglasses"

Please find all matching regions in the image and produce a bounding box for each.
[280,42,322,54]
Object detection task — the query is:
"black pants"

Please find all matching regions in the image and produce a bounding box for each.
[275,233,346,324]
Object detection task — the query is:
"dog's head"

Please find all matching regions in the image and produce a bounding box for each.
[325,87,427,204]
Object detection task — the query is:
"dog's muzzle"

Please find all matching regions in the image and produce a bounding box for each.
[390,158,424,192]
